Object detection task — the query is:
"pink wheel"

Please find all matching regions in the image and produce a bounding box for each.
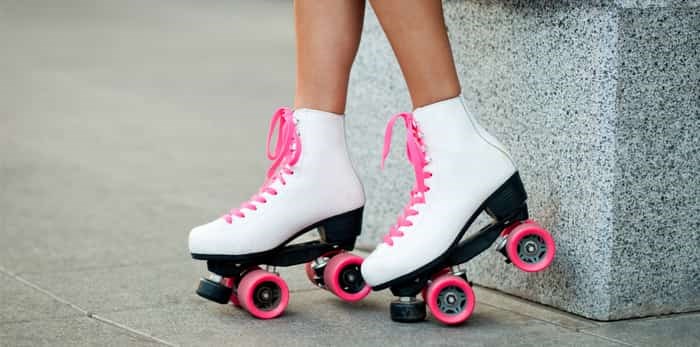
[425,274,475,325]
[323,252,371,302]
[505,222,555,272]
[237,269,289,319]
[221,277,240,307]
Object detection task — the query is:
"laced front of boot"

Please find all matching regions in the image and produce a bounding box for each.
[222,107,301,223]
[380,112,433,246]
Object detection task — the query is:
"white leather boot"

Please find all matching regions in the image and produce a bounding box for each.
[361,96,518,288]
[188,107,365,257]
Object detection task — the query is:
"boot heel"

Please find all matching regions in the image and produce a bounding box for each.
[318,207,364,248]
[484,173,529,222]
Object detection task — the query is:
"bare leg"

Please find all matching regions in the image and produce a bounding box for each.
[369,0,460,108]
[294,0,366,114]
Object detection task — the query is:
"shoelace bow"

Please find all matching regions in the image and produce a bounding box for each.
[222,107,301,223]
[381,112,432,246]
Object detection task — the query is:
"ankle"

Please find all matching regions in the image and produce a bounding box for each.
[294,95,347,115]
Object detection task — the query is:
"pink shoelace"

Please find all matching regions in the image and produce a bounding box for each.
[381,112,432,246]
[222,107,301,223]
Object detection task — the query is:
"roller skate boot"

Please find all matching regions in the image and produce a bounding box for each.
[361,97,555,325]
[189,107,370,319]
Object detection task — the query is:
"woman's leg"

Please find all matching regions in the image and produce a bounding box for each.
[361,1,549,326]
[190,3,369,310]
[368,0,460,108]
[294,0,366,114]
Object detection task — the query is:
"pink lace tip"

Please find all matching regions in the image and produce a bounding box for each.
[224,216,232,223]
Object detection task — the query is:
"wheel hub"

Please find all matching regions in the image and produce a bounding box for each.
[437,286,467,315]
[339,265,365,294]
[253,282,281,311]
[517,235,547,264]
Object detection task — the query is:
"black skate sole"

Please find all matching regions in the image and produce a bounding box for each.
[372,173,528,294]
[191,207,364,277]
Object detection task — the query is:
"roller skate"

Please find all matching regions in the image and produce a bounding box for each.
[361,97,556,325]
[189,107,370,319]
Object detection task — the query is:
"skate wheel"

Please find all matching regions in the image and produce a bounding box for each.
[425,274,475,325]
[390,299,427,323]
[237,269,289,319]
[323,252,370,302]
[221,277,240,307]
[196,278,233,304]
[505,222,555,272]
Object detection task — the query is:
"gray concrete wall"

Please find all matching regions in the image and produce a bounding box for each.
[346,0,699,320]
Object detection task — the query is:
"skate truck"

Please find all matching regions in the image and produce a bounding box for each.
[377,173,556,325]
[193,207,371,319]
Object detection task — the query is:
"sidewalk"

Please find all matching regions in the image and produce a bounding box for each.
[0,1,698,346]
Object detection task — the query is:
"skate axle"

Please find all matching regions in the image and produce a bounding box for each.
[450,265,466,277]
[207,274,223,283]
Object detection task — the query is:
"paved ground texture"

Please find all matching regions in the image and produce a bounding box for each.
[1,1,698,346]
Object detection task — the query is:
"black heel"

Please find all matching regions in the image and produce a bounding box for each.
[318,207,364,249]
[484,173,529,222]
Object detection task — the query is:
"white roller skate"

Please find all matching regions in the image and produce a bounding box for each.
[189,107,370,319]
[361,97,555,325]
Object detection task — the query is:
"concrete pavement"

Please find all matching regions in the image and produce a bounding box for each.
[0,1,698,346]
